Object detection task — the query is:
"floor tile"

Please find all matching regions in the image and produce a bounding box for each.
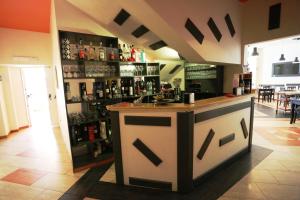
[257,183,300,200]
[240,169,278,184]
[223,182,267,199]
[1,168,48,186]
[33,189,63,200]
[270,170,300,186]
[31,173,79,192]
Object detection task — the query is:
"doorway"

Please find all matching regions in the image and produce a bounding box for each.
[22,68,52,127]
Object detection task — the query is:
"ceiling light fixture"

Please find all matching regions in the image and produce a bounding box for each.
[251,47,259,56]
[293,57,300,63]
[279,54,285,61]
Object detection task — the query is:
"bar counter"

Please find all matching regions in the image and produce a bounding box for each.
[107,94,255,193]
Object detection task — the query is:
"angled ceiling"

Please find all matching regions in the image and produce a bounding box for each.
[64,0,242,64]
[0,0,51,33]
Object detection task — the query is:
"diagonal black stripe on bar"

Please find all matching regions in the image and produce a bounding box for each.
[207,17,222,42]
[125,116,171,126]
[133,139,162,166]
[240,118,249,139]
[219,133,235,146]
[195,101,251,123]
[129,177,172,191]
[197,129,215,160]
[114,9,130,26]
[149,40,167,50]
[225,14,235,37]
[185,18,204,44]
[132,25,149,38]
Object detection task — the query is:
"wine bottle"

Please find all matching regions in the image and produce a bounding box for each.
[111,80,116,99]
[118,44,123,61]
[79,82,87,100]
[129,80,133,96]
[109,44,115,61]
[130,45,136,62]
[105,80,111,99]
[121,80,125,96]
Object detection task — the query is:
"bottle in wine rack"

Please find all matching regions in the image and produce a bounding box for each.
[79,82,87,100]
[118,44,123,61]
[105,80,111,99]
[129,79,133,96]
[121,80,125,96]
[109,44,115,61]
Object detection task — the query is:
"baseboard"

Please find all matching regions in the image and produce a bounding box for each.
[1,125,31,139]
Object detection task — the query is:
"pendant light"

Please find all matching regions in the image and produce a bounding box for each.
[251,47,259,56]
[279,54,285,61]
[293,57,300,63]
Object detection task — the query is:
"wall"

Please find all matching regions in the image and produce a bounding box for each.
[253,41,300,85]
[223,64,243,93]
[0,67,29,134]
[242,0,300,45]
[51,0,71,155]
[0,28,51,65]
[0,78,9,136]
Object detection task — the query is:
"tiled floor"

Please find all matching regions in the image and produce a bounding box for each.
[0,116,84,200]
[1,100,300,200]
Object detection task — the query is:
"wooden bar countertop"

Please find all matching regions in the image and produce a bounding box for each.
[107,94,254,112]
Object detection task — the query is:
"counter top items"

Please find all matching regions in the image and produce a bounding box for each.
[107,94,254,111]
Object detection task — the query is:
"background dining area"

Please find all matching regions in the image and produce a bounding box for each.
[256,83,300,124]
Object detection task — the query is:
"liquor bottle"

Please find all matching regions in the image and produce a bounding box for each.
[94,82,104,99]
[105,80,111,99]
[99,42,106,61]
[118,44,123,61]
[140,49,146,63]
[130,45,136,62]
[126,44,131,61]
[120,80,125,96]
[124,79,129,96]
[100,121,107,139]
[152,79,156,94]
[79,82,87,101]
[122,44,127,61]
[88,42,95,60]
[129,80,134,96]
[109,44,115,61]
[147,81,153,95]
[135,79,141,95]
[78,39,85,60]
[239,74,245,95]
[111,80,116,98]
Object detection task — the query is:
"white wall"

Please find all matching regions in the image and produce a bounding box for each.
[242,0,300,45]
[0,28,52,65]
[252,41,300,85]
[0,78,9,136]
[51,0,71,155]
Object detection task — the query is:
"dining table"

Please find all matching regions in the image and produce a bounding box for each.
[290,97,300,124]
[276,90,300,114]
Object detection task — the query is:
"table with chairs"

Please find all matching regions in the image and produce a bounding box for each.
[290,97,300,124]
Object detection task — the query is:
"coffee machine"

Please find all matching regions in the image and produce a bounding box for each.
[173,78,182,101]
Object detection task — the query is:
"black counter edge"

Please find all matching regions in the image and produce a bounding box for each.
[195,100,251,123]
[124,116,171,126]
[177,111,194,193]
[248,97,255,152]
[129,177,172,191]
[111,111,124,185]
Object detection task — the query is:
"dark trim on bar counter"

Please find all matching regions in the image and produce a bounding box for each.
[124,116,171,126]
[225,14,236,37]
[197,129,215,160]
[248,97,255,152]
[240,118,249,139]
[195,101,251,123]
[133,139,162,166]
[177,111,194,193]
[219,133,235,146]
[110,111,124,184]
[129,177,172,191]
